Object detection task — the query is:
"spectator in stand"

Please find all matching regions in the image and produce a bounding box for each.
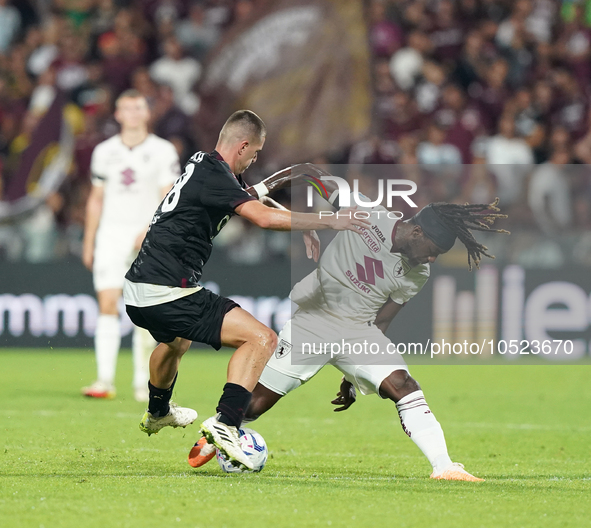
[459,144,498,206]
[0,0,21,54]
[550,69,589,141]
[348,133,399,165]
[528,148,573,235]
[427,0,465,64]
[432,83,487,163]
[91,0,118,39]
[499,20,534,89]
[97,8,149,95]
[373,58,397,118]
[531,79,555,123]
[151,83,194,157]
[452,30,488,91]
[381,90,423,140]
[131,67,159,106]
[417,122,462,166]
[555,4,591,88]
[389,30,432,91]
[486,113,534,206]
[149,36,201,115]
[470,58,510,132]
[509,87,546,162]
[496,0,535,49]
[549,125,572,154]
[397,133,419,165]
[368,0,403,59]
[175,1,220,60]
[51,32,89,92]
[415,60,447,115]
[528,41,555,84]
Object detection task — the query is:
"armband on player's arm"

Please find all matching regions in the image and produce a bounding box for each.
[245,163,336,199]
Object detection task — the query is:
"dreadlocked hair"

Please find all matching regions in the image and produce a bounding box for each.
[430,198,510,271]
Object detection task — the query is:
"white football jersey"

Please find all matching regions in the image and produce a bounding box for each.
[91,134,180,231]
[291,203,430,324]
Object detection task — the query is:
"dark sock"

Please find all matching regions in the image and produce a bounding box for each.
[148,373,178,417]
[216,383,252,429]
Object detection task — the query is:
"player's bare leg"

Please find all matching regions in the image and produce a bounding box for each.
[244,383,283,421]
[149,338,192,389]
[197,308,277,470]
[82,288,121,399]
[131,326,154,402]
[220,308,278,391]
[139,338,198,436]
[380,370,484,482]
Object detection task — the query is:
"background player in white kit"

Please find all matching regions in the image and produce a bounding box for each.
[188,180,508,481]
[82,90,180,402]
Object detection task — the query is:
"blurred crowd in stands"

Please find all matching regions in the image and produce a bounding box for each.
[0,0,590,268]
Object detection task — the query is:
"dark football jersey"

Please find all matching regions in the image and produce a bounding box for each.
[125,150,256,288]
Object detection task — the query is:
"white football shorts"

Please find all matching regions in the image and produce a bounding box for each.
[259,309,409,397]
[93,228,140,292]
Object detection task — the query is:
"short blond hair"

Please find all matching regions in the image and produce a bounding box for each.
[115,89,146,107]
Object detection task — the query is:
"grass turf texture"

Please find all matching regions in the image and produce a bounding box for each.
[1,350,590,528]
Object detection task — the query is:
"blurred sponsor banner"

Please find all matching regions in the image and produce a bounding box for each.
[197,0,372,165]
[1,260,590,360]
[0,92,75,222]
[0,258,292,348]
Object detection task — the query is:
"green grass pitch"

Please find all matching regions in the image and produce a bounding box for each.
[1,349,590,528]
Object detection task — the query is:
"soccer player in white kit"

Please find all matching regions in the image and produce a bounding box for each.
[82,90,180,402]
[188,183,508,480]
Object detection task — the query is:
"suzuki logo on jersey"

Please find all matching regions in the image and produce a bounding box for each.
[356,256,384,286]
[306,176,418,208]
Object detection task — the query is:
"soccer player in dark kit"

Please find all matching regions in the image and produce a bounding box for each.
[123,110,368,469]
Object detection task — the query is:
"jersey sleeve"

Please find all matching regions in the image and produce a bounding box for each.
[158,141,181,188]
[90,145,107,187]
[200,169,257,211]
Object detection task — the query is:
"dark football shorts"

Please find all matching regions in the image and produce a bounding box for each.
[126,288,240,350]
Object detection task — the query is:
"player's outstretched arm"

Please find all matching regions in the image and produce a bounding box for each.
[235,199,369,232]
[82,185,104,270]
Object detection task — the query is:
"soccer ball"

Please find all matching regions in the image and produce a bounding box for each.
[216,427,268,473]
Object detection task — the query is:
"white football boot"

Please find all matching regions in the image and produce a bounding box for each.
[199,416,254,470]
[430,462,484,482]
[139,402,198,436]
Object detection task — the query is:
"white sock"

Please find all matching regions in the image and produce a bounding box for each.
[132,326,155,389]
[95,314,121,386]
[396,390,453,473]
